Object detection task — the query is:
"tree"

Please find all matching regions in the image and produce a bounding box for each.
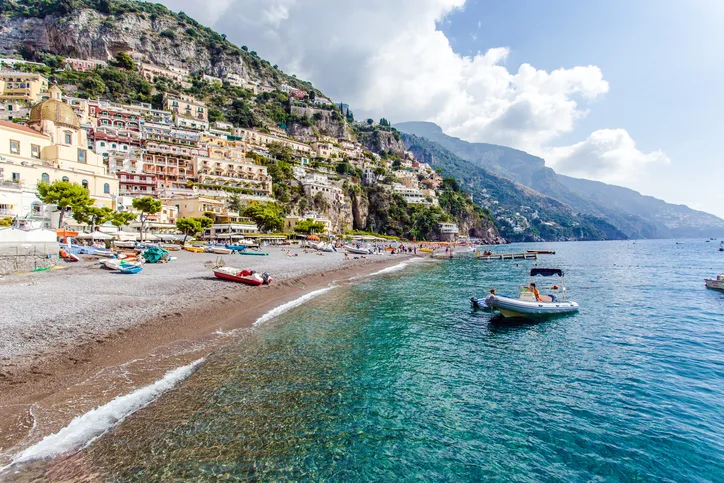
[293,219,326,235]
[308,90,316,100]
[379,118,390,127]
[37,180,93,228]
[72,205,113,232]
[242,203,284,232]
[267,141,293,163]
[199,216,214,229]
[228,194,243,213]
[112,52,135,71]
[176,217,202,245]
[0,217,12,227]
[110,211,136,228]
[367,118,374,125]
[132,197,162,241]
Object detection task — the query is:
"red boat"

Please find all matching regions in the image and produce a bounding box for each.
[213,267,273,286]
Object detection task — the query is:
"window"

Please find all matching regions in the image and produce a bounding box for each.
[103,183,110,194]
[41,173,49,183]
[9,139,19,154]
[100,142,105,147]
[77,149,86,163]
[62,176,69,182]
[7,105,12,112]
[12,172,20,183]
[31,144,40,159]
[64,132,72,144]
[81,179,88,189]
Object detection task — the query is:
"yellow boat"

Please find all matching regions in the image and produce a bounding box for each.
[419,248,434,253]
[182,245,206,253]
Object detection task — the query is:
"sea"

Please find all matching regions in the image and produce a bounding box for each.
[4,239,724,482]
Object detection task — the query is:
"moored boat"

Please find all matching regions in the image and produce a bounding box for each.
[485,268,579,318]
[705,275,724,291]
[213,267,273,286]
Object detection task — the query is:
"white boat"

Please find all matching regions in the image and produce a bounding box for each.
[101,259,142,271]
[344,245,371,255]
[487,268,579,318]
[113,241,136,249]
[209,246,233,255]
[705,275,724,291]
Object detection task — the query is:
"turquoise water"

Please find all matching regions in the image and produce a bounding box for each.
[40,241,724,480]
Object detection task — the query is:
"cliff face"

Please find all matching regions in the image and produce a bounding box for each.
[356,129,406,155]
[0,7,307,90]
[288,106,352,140]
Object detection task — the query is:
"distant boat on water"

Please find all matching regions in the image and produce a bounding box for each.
[705,275,724,291]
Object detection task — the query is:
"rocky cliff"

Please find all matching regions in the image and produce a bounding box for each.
[0,1,312,91]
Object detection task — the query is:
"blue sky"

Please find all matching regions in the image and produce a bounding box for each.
[163,0,723,216]
[441,0,724,213]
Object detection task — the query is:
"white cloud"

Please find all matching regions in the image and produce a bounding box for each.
[545,129,670,183]
[157,0,666,185]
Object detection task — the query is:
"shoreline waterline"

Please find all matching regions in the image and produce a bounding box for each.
[0,252,417,469]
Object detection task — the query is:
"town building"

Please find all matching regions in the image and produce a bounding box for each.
[192,156,272,196]
[0,86,118,227]
[163,93,209,131]
[301,173,343,204]
[64,58,108,72]
[361,168,377,186]
[0,72,49,103]
[0,99,31,121]
[437,222,460,241]
[203,221,259,240]
[139,63,191,87]
[284,211,333,233]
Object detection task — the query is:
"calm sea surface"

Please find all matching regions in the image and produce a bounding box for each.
[23,240,724,481]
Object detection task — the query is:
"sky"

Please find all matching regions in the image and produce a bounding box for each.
[159,0,724,217]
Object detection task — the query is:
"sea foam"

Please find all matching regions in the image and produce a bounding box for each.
[254,287,334,326]
[366,257,428,277]
[4,358,204,469]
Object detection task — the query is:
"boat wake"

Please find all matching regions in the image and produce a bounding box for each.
[1,359,204,472]
[254,287,335,326]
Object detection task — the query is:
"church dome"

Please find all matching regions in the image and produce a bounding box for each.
[28,86,80,130]
[29,99,80,130]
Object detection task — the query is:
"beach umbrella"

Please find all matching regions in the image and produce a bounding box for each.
[307,235,320,241]
[91,231,114,240]
[55,229,79,238]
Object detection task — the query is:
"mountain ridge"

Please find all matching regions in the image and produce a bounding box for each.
[395,121,724,238]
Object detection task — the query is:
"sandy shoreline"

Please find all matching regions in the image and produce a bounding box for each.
[0,247,415,462]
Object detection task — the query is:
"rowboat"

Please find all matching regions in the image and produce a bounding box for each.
[119,265,143,274]
[235,250,269,256]
[59,248,79,262]
[160,243,181,251]
[213,267,273,286]
[419,248,434,253]
[705,275,724,291]
[226,244,247,252]
[485,268,579,318]
[102,259,142,271]
[182,245,206,253]
[209,246,233,255]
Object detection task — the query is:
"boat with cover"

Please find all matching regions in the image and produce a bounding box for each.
[486,268,579,318]
[213,267,273,286]
[705,274,724,291]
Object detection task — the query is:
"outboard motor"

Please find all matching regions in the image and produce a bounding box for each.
[262,272,272,285]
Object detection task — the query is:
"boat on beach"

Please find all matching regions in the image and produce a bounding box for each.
[119,265,143,274]
[209,246,233,255]
[213,267,273,286]
[344,245,371,255]
[182,245,206,253]
[705,275,724,291]
[483,268,579,318]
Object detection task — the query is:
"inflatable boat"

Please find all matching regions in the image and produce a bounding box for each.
[485,268,579,318]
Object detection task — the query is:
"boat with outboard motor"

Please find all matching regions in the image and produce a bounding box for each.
[213,267,273,286]
[705,274,724,291]
[482,268,579,318]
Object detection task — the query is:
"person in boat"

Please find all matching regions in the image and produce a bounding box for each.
[484,289,496,305]
[529,282,541,302]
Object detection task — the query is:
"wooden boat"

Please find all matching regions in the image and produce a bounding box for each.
[213,267,272,285]
[705,275,724,291]
[526,249,556,255]
[182,245,206,253]
[235,250,269,256]
[119,265,143,274]
[486,268,579,318]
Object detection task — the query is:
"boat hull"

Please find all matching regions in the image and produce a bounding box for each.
[489,295,579,318]
[344,246,371,254]
[182,246,206,253]
[210,247,233,254]
[213,268,272,285]
[705,279,724,291]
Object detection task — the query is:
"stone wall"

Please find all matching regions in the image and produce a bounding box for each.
[0,243,58,275]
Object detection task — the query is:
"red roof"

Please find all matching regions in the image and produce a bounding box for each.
[0,120,48,138]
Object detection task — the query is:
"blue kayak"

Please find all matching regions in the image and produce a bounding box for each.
[226,244,247,251]
[119,265,143,274]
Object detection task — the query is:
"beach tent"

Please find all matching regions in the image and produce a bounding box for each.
[0,227,29,242]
